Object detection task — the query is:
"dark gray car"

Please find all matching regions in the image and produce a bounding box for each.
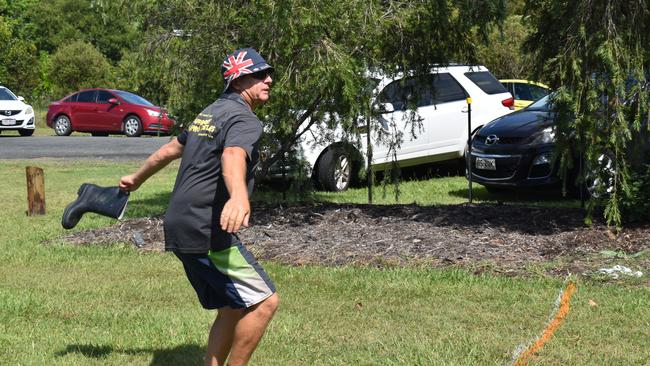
[467,94,649,194]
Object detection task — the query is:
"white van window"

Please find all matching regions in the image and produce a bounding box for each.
[464,71,508,95]
[377,73,467,110]
[432,73,467,103]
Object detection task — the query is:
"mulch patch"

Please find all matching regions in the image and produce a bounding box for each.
[61,203,649,281]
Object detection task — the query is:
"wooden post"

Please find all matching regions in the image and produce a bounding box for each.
[26,166,46,216]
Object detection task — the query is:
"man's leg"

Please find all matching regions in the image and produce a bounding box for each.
[226,293,279,366]
[205,307,242,366]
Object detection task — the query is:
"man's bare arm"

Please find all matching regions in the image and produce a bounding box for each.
[119,138,184,192]
[220,146,250,233]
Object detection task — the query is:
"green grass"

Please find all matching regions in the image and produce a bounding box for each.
[313,177,581,208]
[0,160,648,365]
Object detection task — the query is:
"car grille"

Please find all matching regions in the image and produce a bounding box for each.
[475,135,525,145]
[471,155,521,180]
[0,110,21,117]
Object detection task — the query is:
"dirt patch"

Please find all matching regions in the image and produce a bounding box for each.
[61,203,650,281]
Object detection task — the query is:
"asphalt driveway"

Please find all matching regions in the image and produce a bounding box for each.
[0,136,170,160]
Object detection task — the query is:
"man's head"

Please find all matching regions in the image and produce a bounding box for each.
[222,48,274,109]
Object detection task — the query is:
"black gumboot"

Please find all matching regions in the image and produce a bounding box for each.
[61,183,129,229]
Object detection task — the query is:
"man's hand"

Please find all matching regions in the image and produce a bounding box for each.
[220,195,250,233]
[119,174,141,192]
[118,138,184,192]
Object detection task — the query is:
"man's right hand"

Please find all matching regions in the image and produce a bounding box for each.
[117,138,184,193]
[220,195,251,233]
[119,174,141,192]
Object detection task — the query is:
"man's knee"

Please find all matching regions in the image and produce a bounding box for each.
[218,306,244,321]
[256,293,279,318]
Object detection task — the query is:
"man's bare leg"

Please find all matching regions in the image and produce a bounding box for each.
[226,293,279,366]
[205,307,242,366]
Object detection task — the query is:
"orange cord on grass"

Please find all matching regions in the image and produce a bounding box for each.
[514,281,577,366]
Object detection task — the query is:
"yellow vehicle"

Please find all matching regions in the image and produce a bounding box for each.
[499,79,550,110]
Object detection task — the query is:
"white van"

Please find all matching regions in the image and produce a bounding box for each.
[289,65,514,191]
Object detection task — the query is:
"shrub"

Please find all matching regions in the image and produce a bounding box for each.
[49,40,113,98]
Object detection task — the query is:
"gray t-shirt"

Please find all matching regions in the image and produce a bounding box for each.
[163,92,263,253]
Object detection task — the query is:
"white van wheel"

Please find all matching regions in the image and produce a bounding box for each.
[317,146,360,192]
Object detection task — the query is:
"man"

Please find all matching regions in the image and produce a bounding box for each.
[119,48,278,366]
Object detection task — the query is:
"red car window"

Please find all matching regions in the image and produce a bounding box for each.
[96,90,115,104]
[77,91,96,103]
[64,93,78,103]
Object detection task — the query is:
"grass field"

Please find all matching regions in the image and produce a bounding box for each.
[1,160,648,365]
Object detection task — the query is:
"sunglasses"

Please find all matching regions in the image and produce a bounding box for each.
[250,69,273,80]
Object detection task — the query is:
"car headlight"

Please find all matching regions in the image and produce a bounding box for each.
[146,109,161,117]
[528,126,555,145]
[25,106,33,115]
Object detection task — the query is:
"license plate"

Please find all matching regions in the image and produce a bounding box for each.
[1,119,16,126]
[475,157,496,170]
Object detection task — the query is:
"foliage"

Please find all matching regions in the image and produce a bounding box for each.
[506,0,526,15]
[475,15,535,80]
[114,50,172,107]
[621,164,650,223]
[0,11,39,98]
[0,15,10,82]
[49,41,114,98]
[0,0,140,101]
[21,0,138,63]
[95,0,506,178]
[524,0,650,227]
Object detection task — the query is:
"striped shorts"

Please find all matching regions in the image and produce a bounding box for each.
[174,242,276,310]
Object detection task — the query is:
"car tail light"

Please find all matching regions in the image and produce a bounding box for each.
[501,97,515,109]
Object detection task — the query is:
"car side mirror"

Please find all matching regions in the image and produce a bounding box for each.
[374,102,395,114]
[108,98,120,105]
[18,96,25,102]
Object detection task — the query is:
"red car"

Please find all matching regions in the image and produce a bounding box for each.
[46,88,175,137]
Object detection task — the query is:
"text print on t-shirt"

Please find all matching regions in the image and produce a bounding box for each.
[188,113,218,138]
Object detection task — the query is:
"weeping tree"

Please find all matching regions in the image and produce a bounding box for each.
[475,15,535,79]
[524,0,649,227]
[94,0,506,177]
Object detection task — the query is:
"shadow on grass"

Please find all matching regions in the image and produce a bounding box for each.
[449,186,581,208]
[56,343,204,365]
[126,191,172,218]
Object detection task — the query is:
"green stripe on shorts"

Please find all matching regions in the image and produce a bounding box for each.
[208,245,258,280]
[207,244,275,308]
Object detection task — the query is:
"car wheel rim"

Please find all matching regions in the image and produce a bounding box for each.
[55,118,68,134]
[334,156,350,190]
[586,155,615,198]
[125,119,139,135]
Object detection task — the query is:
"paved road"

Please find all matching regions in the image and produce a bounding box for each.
[0,136,170,160]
